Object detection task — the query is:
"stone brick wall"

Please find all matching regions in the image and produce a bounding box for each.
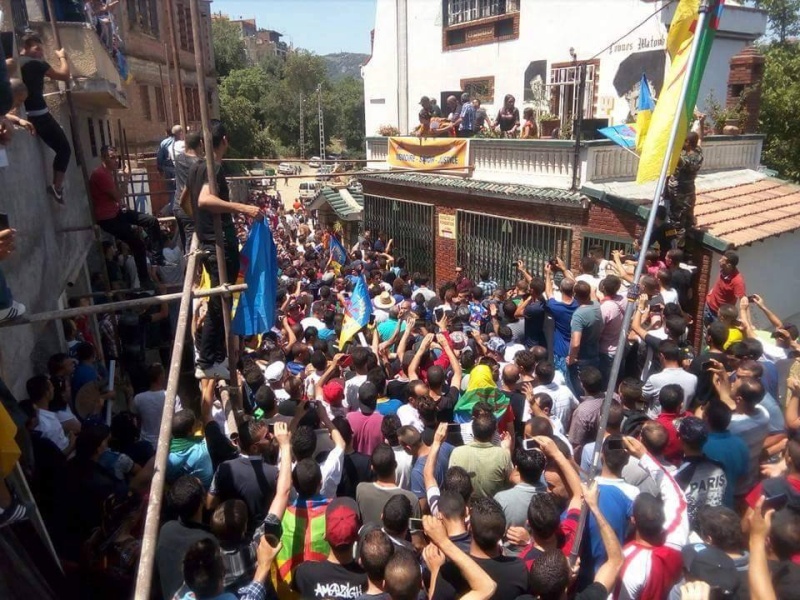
[360,178,714,349]
[727,46,764,134]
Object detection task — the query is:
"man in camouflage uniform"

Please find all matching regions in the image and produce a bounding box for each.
[665,124,704,248]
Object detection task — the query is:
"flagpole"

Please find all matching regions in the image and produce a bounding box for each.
[569,1,710,565]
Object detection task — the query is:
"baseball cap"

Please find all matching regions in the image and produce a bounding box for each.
[419,95,430,105]
[487,336,506,355]
[322,378,345,407]
[263,361,286,383]
[678,416,708,445]
[325,497,361,547]
[681,544,739,594]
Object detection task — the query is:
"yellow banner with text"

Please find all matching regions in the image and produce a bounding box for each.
[387,137,469,171]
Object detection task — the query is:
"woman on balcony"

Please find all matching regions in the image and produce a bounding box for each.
[494,94,520,138]
[18,33,72,204]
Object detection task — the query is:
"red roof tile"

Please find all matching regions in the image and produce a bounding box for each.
[696,178,800,247]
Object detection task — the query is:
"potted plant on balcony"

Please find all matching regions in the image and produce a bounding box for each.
[539,113,561,138]
[705,90,748,135]
[378,124,400,137]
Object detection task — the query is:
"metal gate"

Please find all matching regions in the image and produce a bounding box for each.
[363,195,435,277]
[456,210,572,289]
[581,233,633,261]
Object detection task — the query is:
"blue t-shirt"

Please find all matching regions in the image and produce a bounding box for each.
[410,442,454,499]
[72,363,99,401]
[377,398,403,416]
[584,480,636,574]
[546,298,578,358]
[703,431,749,507]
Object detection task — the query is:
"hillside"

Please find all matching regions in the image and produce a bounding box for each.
[323,52,369,81]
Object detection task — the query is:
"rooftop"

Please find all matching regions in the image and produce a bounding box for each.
[310,187,364,220]
[583,172,800,251]
[360,171,586,206]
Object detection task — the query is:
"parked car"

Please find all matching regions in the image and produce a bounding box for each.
[299,181,321,201]
[278,162,295,175]
[348,179,363,193]
[308,156,321,168]
[317,165,334,181]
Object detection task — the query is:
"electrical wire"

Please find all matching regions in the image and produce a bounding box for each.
[588,0,677,61]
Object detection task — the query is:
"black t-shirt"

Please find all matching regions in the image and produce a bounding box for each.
[188,161,234,244]
[204,421,239,472]
[651,222,678,256]
[338,451,373,499]
[19,56,50,112]
[523,299,547,348]
[689,350,728,407]
[670,267,693,310]
[293,560,368,599]
[212,455,279,532]
[433,554,528,600]
[516,582,608,600]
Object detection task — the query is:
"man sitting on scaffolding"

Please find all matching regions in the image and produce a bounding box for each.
[188,120,261,380]
[90,145,164,290]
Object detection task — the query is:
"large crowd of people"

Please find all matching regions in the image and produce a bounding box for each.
[2,108,800,600]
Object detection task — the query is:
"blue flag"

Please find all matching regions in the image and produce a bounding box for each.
[339,275,372,346]
[598,124,637,149]
[330,235,347,270]
[232,220,278,336]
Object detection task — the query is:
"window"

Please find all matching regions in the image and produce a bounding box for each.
[99,118,106,148]
[446,0,507,25]
[549,61,598,126]
[87,118,98,157]
[442,0,519,50]
[176,2,195,52]
[581,234,633,263]
[140,85,152,121]
[107,121,113,147]
[460,76,495,104]
[155,86,166,122]
[128,0,159,37]
[184,86,200,122]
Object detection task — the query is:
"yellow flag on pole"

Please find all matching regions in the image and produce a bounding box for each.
[636,0,699,184]
[0,403,21,476]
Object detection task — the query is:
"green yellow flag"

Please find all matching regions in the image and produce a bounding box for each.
[636,0,699,183]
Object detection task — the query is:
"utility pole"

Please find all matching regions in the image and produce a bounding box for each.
[299,92,305,159]
[570,48,587,191]
[317,84,326,161]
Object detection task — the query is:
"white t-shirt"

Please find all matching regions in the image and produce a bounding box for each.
[36,409,69,452]
[133,390,183,446]
[344,374,367,411]
[393,445,413,490]
[397,403,424,432]
[300,317,326,332]
[660,288,679,306]
[524,382,579,431]
[643,367,697,416]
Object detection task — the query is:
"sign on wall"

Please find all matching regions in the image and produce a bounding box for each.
[438,213,456,239]
[388,137,469,171]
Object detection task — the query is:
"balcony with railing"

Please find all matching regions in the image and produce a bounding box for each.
[365,134,765,190]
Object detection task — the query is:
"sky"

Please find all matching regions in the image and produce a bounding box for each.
[212,0,378,55]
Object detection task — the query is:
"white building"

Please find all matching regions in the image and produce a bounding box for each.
[363,0,767,136]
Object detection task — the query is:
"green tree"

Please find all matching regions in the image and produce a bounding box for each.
[759,42,800,181]
[750,0,800,43]
[212,17,248,77]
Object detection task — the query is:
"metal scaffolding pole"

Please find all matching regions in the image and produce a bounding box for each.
[0,283,247,328]
[133,236,200,600]
[188,0,242,418]
[43,0,114,363]
[569,3,711,565]
[165,0,187,132]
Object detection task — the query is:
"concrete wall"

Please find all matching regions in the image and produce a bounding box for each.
[708,231,800,329]
[0,103,101,398]
[364,0,767,135]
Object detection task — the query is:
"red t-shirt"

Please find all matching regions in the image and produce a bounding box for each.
[745,475,800,508]
[89,165,120,221]
[707,270,746,312]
